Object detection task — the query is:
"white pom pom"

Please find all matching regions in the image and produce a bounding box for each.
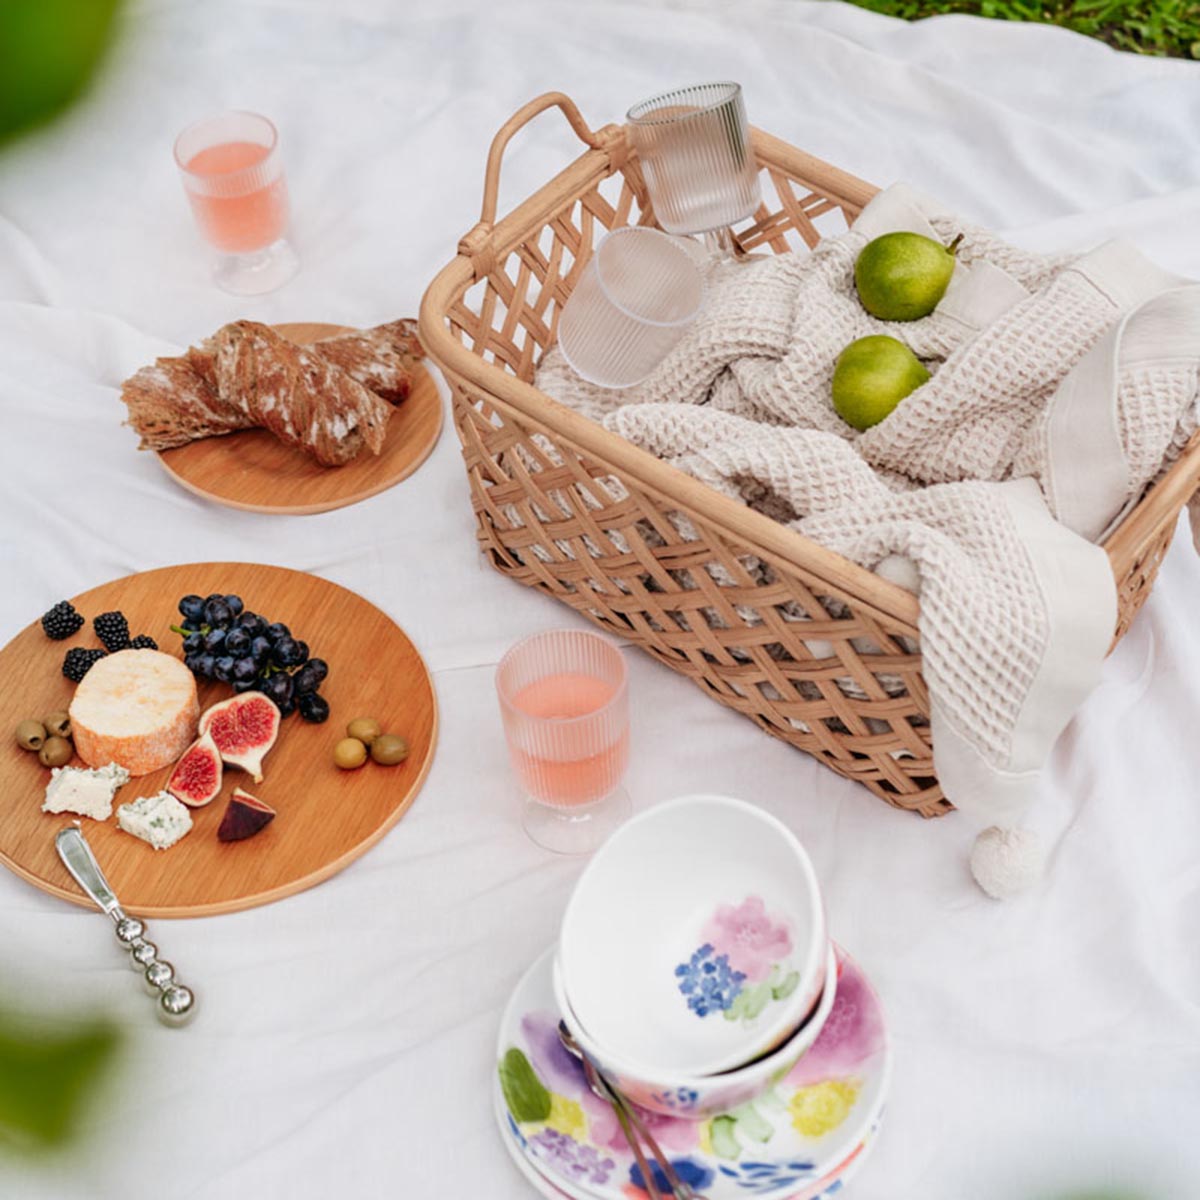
[969,826,1045,899]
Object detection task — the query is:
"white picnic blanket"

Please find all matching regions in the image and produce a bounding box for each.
[1,2,1199,1198]
[537,184,1200,832]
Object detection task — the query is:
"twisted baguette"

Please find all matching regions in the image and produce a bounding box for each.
[121,319,420,465]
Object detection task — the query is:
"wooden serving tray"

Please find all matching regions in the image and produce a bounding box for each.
[0,563,437,917]
[155,323,444,515]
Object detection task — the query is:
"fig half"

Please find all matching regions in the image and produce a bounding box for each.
[199,693,280,783]
[167,731,223,808]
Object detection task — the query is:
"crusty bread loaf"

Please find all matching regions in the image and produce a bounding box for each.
[121,320,407,465]
[212,320,391,466]
[312,319,423,405]
[121,356,246,452]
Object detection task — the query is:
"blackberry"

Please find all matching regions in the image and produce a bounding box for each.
[63,647,106,683]
[41,601,85,641]
[129,634,158,651]
[93,611,130,653]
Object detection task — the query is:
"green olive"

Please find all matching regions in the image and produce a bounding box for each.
[370,734,409,766]
[43,711,71,740]
[16,720,47,751]
[346,717,382,746]
[38,737,73,768]
[333,737,368,770]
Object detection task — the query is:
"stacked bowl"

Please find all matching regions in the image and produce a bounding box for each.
[494,793,892,1199]
[556,794,833,1119]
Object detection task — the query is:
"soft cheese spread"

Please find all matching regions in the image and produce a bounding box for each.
[117,791,194,850]
[42,762,131,820]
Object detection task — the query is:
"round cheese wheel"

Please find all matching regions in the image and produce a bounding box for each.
[70,649,199,776]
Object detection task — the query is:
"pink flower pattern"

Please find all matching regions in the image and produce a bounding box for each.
[701,895,793,983]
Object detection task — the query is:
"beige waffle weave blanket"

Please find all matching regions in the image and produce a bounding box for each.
[535,184,1200,826]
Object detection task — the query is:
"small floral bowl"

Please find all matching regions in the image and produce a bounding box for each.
[558,794,828,1078]
[554,941,838,1119]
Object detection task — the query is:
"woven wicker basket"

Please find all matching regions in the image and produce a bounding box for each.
[419,92,1200,818]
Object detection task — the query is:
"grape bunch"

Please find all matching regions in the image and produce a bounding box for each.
[172,593,330,723]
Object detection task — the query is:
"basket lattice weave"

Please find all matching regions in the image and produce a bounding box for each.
[419,93,1200,818]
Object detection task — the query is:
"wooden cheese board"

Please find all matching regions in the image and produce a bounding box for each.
[155,323,444,515]
[0,563,437,917]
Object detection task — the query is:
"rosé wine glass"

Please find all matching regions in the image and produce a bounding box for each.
[174,110,299,295]
[496,629,631,854]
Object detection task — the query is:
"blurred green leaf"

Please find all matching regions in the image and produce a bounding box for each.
[0,1008,122,1153]
[0,0,124,146]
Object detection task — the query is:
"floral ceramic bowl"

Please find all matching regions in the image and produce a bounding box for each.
[554,942,838,1119]
[496,942,889,1200]
[558,794,828,1078]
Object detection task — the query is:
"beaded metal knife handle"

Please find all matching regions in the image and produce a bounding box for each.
[55,825,197,1026]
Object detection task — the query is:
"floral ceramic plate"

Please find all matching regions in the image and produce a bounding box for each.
[494,944,890,1199]
[494,1086,882,1200]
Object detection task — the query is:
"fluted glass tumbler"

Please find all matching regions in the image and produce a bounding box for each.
[174,111,299,295]
[627,82,761,252]
[557,226,705,389]
[496,629,631,854]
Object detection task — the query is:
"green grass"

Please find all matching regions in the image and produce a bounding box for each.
[845,0,1200,58]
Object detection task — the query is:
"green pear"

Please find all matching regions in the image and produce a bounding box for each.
[854,231,962,321]
[831,335,929,431]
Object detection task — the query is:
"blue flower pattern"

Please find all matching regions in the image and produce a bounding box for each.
[674,943,746,1017]
[629,1156,716,1195]
[716,1157,816,1193]
[649,1085,701,1113]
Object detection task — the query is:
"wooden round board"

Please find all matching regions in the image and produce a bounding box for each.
[0,563,437,917]
[155,322,444,515]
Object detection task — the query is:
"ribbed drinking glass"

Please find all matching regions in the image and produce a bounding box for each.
[496,629,631,854]
[557,226,705,389]
[627,82,761,254]
[174,110,299,295]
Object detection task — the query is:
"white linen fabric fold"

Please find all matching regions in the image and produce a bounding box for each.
[1,2,1198,1198]
[537,183,1200,833]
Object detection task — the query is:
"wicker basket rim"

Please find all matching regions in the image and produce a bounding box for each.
[418,110,1200,637]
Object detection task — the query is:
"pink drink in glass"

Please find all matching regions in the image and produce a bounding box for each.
[183,140,288,253]
[174,111,298,295]
[496,630,632,853]
[510,672,630,806]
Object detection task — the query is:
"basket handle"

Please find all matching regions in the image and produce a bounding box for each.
[476,92,602,228]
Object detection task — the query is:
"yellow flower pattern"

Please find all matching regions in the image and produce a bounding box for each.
[543,1093,588,1141]
[788,1078,861,1138]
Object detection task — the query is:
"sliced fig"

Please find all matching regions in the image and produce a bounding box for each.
[167,731,223,808]
[217,787,276,843]
[199,693,280,783]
